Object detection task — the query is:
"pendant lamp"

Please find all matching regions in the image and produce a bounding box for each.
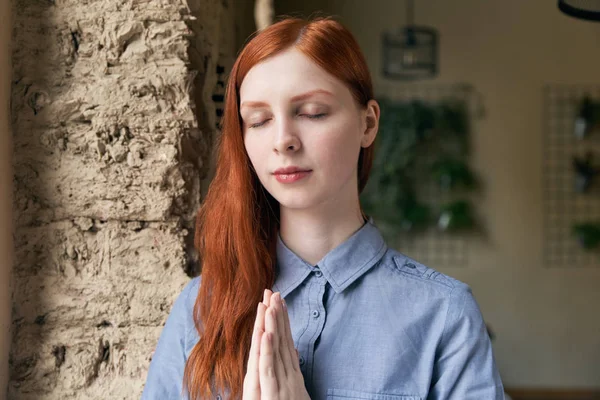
[382,0,438,80]
[558,0,600,21]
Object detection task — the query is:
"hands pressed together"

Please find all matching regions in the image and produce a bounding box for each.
[242,289,311,400]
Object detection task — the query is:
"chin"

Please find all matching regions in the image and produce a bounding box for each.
[275,197,315,210]
[271,191,321,210]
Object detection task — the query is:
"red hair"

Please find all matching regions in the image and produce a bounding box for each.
[184,16,376,400]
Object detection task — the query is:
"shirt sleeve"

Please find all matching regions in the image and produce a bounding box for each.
[141,276,201,400]
[428,283,505,400]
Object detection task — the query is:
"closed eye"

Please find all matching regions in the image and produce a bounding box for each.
[302,113,327,119]
[249,119,271,129]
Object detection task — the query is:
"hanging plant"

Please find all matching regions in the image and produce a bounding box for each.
[574,96,600,139]
[573,223,600,250]
[570,96,600,249]
[361,97,478,236]
[572,151,599,193]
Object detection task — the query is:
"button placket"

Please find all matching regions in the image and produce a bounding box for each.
[302,273,327,382]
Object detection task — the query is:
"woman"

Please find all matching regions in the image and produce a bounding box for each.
[142,17,505,400]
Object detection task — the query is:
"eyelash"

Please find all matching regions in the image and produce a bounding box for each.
[305,113,327,120]
[249,120,269,129]
[248,113,327,129]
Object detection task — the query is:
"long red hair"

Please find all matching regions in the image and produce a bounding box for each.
[184,16,376,400]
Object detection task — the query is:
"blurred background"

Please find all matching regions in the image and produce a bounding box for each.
[255,2,600,398]
[2,1,600,399]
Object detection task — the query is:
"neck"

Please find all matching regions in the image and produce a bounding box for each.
[278,195,366,266]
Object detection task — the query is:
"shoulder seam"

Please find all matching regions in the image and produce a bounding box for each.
[380,258,452,291]
[389,255,456,289]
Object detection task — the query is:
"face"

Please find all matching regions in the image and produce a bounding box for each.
[239,48,379,212]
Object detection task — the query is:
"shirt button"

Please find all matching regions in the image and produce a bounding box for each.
[299,356,305,365]
[406,263,416,269]
[315,269,323,277]
[311,310,320,318]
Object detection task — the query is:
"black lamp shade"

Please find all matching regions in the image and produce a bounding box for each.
[558,0,600,21]
[382,26,438,80]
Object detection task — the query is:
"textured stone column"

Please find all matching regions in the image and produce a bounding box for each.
[1,0,13,398]
[8,0,238,398]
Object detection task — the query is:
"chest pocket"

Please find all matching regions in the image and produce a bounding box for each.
[327,388,422,400]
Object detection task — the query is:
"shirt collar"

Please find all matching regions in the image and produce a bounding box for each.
[273,219,388,298]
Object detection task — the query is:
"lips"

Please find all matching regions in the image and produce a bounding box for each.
[273,166,312,175]
[273,170,312,183]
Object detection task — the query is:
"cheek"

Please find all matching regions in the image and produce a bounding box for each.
[244,137,265,173]
[312,123,361,175]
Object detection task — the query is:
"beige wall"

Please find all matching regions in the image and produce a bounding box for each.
[1,0,12,397]
[277,0,600,388]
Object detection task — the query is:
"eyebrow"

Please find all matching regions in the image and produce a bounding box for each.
[240,89,334,110]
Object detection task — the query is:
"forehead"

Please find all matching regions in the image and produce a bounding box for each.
[239,48,347,102]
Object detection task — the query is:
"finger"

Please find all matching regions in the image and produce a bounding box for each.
[245,328,263,391]
[259,331,278,398]
[263,289,273,307]
[254,302,267,336]
[272,293,293,376]
[244,302,264,395]
[265,305,287,382]
[282,297,299,372]
[256,302,267,334]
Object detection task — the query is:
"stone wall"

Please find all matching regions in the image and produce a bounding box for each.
[1,0,13,398]
[9,0,239,398]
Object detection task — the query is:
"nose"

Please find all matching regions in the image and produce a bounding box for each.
[274,117,301,154]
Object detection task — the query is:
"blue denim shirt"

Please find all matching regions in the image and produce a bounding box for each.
[142,220,505,399]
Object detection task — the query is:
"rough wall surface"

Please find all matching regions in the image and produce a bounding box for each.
[10,0,237,398]
[1,0,13,397]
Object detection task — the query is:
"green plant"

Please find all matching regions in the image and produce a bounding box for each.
[438,200,475,231]
[431,158,477,190]
[574,96,600,139]
[570,96,600,249]
[573,223,600,250]
[360,97,478,236]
